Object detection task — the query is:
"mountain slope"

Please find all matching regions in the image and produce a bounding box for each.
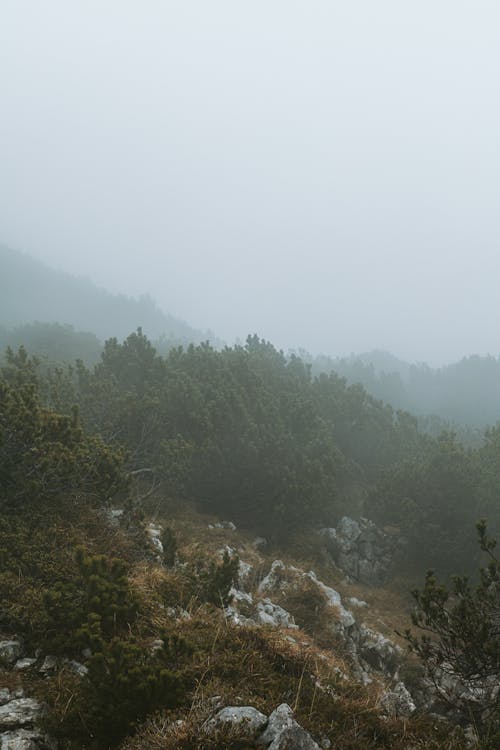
[0,244,213,345]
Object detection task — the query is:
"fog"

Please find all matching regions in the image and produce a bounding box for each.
[1,1,500,365]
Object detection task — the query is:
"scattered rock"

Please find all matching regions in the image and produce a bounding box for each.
[0,642,23,666]
[204,706,268,740]
[208,521,237,531]
[0,699,42,729]
[306,572,355,629]
[357,625,401,677]
[256,599,298,629]
[38,656,58,675]
[0,690,11,707]
[252,536,267,549]
[13,660,36,672]
[0,729,44,750]
[347,597,368,608]
[258,560,295,595]
[106,508,124,526]
[257,704,320,749]
[380,682,416,718]
[146,523,163,555]
[64,659,88,677]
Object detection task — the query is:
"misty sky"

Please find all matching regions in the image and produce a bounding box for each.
[1,1,500,364]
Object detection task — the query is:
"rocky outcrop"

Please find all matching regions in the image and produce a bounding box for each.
[320,517,403,585]
[204,703,320,749]
[0,689,51,750]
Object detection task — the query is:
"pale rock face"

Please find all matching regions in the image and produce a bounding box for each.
[320,516,402,585]
[257,704,320,750]
[203,706,268,740]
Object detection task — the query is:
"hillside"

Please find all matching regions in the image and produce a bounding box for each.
[1,330,499,749]
[0,244,213,346]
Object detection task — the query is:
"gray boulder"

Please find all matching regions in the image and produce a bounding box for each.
[257,704,320,749]
[256,599,298,629]
[380,682,416,718]
[204,706,268,740]
[0,642,22,666]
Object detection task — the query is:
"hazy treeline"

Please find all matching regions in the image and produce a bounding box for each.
[3,329,499,578]
[306,350,500,432]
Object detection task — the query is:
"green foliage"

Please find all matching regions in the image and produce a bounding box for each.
[404,522,500,736]
[0,352,126,511]
[52,635,190,748]
[43,549,139,655]
[368,432,480,575]
[202,550,240,608]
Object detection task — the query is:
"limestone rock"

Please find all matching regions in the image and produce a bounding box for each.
[257,704,320,749]
[256,599,297,629]
[0,642,22,666]
[321,516,403,585]
[380,682,416,718]
[0,729,42,750]
[306,572,355,629]
[146,523,163,555]
[358,625,401,677]
[204,706,268,740]
[0,699,42,729]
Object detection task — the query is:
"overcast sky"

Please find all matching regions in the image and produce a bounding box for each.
[1,1,500,364]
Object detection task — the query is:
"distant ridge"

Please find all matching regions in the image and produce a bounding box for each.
[0,244,216,346]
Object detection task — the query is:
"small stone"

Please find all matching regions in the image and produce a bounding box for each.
[39,655,58,674]
[65,659,88,677]
[347,597,368,608]
[14,659,36,671]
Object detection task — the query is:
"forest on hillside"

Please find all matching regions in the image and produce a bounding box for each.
[3,327,500,578]
[2,327,500,749]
